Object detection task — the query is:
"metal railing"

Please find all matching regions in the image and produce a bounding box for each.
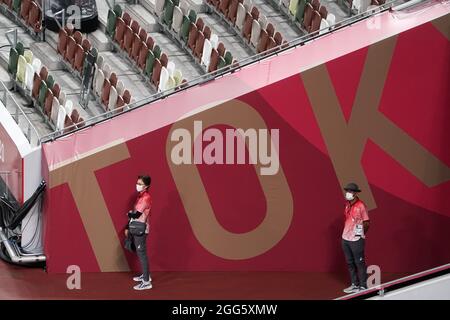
[0,81,41,147]
[336,263,450,300]
[35,0,404,143]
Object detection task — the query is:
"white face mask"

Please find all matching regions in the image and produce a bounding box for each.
[136,184,145,192]
[345,192,355,201]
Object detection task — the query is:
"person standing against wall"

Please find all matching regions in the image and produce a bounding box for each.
[125,175,153,290]
[341,182,370,294]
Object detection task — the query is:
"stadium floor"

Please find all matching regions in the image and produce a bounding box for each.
[0,261,406,299]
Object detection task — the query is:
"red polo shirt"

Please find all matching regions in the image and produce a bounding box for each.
[342,199,369,241]
[133,189,152,234]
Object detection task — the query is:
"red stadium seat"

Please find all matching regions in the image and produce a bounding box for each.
[274,31,283,46]
[114,17,126,45]
[196,18,204,32]
[188,23,198,51]
[109,72,118,87]
[208,48,219,72]
[194,31,205,59]
[266,23,275,37]
[82,39,91,52]
[219,0,231,15]
[73,44,86,72]
[122,26,134,54]
[58,28,68,56]
[303,4,314,31]
[146,36,155,51]
[227,0,239,24]
[319,5,328,19]
[257,29,269,53]
[138,29,147,42]
[122,90,131,104]
[73,31,82,45]
[250,6,259,20]
[309,11,322,33]
[242,12,253,42]
[65,36,77,64]
[39,66,48,81]
[160,53,168,68]
[101,79,111,107]
[217,42,225,57]
[131,20,140,34]
[52,83,61,99]
[151,59,162,87]
[203,26,211,40]
[122,12,132,26]
[20,0,31,21]
[131,33,142,61]
[32,74,41,99]
[138,43,149,70]
[44,90,54,117]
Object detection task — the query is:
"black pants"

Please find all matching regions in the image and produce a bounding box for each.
[133,233,150,282]
[342,238,367,288]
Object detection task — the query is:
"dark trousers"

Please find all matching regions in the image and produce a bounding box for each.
[133,233,150,282]
[342,238,367,288]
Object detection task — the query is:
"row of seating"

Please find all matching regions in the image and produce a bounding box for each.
[8,42,84,132]
[156,0,236,72]
[106,6,187,92]
[1,0,42,33]
[207,0,287,54]
[58,26,97,76]
[278,0,335,34]
[92,54,132,113]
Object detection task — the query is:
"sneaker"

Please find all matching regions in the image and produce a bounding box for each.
[343,284,360,294]
[133,274,152,282]
[133,281,152,290]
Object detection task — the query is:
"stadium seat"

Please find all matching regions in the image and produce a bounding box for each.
[32,74,41,99]
[146,36,155,51]
[179,0,190,15]
[188,23,198,51]
[257,29,269,53]
[173,69,183,85]
[217,42,225,56]
[108,86,118,110]
[131,34,142,61]
[82,39,91,52]
[172,6,184,34]
[219,0,231,15]
[51,97,59,124]
[31,57,41,74]
[155,0,166,18]
[203,26,211,40]
[289,0,299,16]
[113,4,122,18]
[224,51,233,65]
[73,31,82,45]
[326,13,336,27]
[56,106,66,130]
[73,45,85,72]
[110,72,118,87]
[101,79,111,107]
[122,26,134,54]
[164,0,175,27]
[70,108,80,124]
[151,58,162,87]
[217,56,227,70]
[210,34,219,49]
[157,53,166,70]
[236,4,246,30]
[122,12,132,26]
[319,5,328,19]
[243,0,252,11]
[227,0,239,24]
[52,83,61,99]
[266,23,275,37]
[94,69,105,97]
[258,14,267,30]
[20,0,31,21]
[122,90,131,104]
[138,29,147,42]
[153,45,162,59]
[266,36,277,52]
[311,0,320,10]
[115,96,125,113]
[58,28,68,56]
[44,90,54,117]
[77,117,85,128]
[295,0,306,24]
[145,50,155,77]
[28,2,41,32]
[138,44,149,70]
[64,100,73,116]
[16,55,27,84]
[8,48,19,75]
[106,10,117,37]
[201,39,212,68]
[194,31,205,59]
[180,16,191,43]
[64,115,74,133]
[242,13,253,42]
[208,48,219,72]
[250,6,259,20]
[310,10,322,33]
[23,50,33,64]
[303,3,314,30]
[131,20,140,34]
[58,90,66,106]
[158,66,169,92]
[250,19,261,48]
[196,18,204,31]
[274,31,283,46]
[39,66,48,81]
[25,63,34,91]
[319,18,330,34]
[65,37,77,65]
[188,9,197,23]
[166,61,175,77]
[116,80,125,96]
[38,81,48,108]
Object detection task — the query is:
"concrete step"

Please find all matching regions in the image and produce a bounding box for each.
[125,4,160,33]
[87,30,112,52]
[30,42,63,71]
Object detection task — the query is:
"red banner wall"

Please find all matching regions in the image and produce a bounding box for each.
[42,10,450,274]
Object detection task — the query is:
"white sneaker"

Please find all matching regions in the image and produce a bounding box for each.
[343,284,360,294]
[133,281,152,290]
[133,274,152,282]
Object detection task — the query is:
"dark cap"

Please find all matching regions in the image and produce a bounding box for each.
[343,182,361,193]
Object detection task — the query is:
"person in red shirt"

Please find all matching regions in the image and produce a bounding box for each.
[125,175,153,290]
[341,182,370,294]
